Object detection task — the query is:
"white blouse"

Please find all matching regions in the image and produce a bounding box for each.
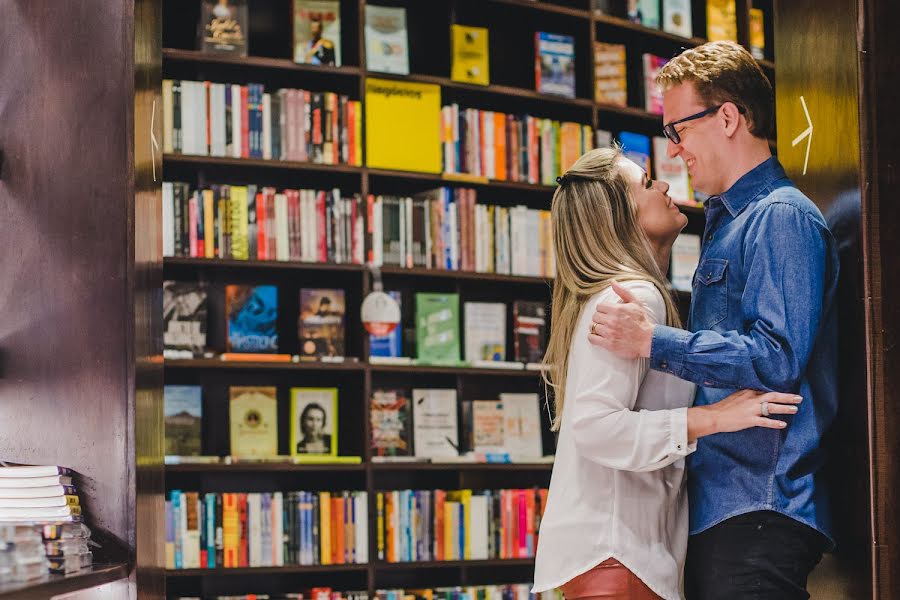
[532,281,696,600]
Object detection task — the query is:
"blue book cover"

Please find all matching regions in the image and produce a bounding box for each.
[369,291,403,357]
[536,32,576,99]
[164,385,203,456]
[225,284,279,353]
[618,131,652,173]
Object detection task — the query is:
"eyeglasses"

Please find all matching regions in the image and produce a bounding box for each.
[662,105,722,144]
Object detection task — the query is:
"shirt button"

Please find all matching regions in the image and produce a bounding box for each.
[677,444,682,450]
[661,361,668,369]
[707,234,713,241]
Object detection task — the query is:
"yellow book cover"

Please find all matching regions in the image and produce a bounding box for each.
[203,189,215,258]
[376,492,385,560]
[229,386,278,458]
[443,500,456,560]
[319,491,332,564]
[223,493,239,568]
[451,25,490,86]
[365,78,441,173]
[353,100,363,166]
[446,490,472,559]
[706,0,737,42]
[230,186,249,259]
[749,8,765,59]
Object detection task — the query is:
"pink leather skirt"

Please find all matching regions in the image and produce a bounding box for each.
[560,558,663,600]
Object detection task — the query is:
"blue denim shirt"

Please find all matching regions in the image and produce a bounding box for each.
[650,157,839,544]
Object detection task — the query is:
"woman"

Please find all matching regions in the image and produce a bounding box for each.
[531,148,801,600]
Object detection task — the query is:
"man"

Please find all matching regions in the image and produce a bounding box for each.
[588,41,839,599]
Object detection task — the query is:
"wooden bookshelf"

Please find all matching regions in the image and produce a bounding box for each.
[0,564,131,600]
[593,12,708,47]
[167,564,369,577]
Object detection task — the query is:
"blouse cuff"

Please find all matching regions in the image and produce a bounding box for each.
[669,407,696,456]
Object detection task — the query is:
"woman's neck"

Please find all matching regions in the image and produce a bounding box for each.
[650,239,672,276]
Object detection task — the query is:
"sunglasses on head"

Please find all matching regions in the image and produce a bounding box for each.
[662,104,745,144]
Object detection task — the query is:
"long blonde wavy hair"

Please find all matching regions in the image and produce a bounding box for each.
[542,147,681,431]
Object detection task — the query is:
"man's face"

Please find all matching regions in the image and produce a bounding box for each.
[662,82,726,195]
[302,409,325,435]
[311,20,323,37]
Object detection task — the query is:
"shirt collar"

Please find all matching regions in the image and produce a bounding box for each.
[710,157,787,218]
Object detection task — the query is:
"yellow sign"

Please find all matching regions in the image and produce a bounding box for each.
[451,25,490,86]
[365,78,442,173]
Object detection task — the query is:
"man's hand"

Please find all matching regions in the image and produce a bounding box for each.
[587,281,655,359]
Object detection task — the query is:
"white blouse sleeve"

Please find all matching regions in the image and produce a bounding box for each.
[568,282,695,472]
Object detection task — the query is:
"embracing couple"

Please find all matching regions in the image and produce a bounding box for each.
[532,41,838,600]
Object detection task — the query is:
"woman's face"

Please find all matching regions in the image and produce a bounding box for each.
[618,157,688,246]
[302,408,325,437]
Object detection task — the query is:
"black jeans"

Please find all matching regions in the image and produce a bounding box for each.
[685,511,827,600]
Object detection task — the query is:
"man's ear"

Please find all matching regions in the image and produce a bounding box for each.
[721,102,743,138]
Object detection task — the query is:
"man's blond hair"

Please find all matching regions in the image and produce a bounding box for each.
[656,40,773,139]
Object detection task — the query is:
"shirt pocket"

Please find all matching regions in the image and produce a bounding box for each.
[692,258,728,328]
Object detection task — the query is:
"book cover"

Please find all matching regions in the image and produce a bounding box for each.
[618,131,651,173]
[370,389,412,457]
[464,302,506,362]
[706,0,737,42]
[535,32,576,99]
[229,386,278,458]
[593,42,627,106]
[415,293,460,364]
[642,54,668,114]
[198,0,248,56]
[297,288,346,359]
[451,25,490,86]
[365,5,409,74]
[226,284,279,353]
[662,0,692,38]
[671,233,700,292]
[290,388,338,457]
[472,400,505,454]
[293,0,342,66]
[365,78,442,173]
[499,393,543,459]
[164,385,203,456]
[749,8,765,59]
[652,136,693,205]
[630,0,661,28]
[513,301,547,363]
[163,280,208,358]
[369,291,403,358]
[411,389,459,458]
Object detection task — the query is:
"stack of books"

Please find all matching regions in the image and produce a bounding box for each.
[0,465,82,523]
[0,523,48,584]
[41,523,93,575]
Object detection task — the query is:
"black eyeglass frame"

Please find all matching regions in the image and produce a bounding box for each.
[662,103,746,144]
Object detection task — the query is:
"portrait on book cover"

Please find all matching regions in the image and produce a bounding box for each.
[163,280,208,357]
[297,288,346,358]
[291,388,338,457]
[199,0,248,56]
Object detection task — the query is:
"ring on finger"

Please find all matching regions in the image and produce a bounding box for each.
[760,401,769,417]
[591,322,598,336]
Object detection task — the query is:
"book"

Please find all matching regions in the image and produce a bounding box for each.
[365,5,409,74]
[663,0,692,37]
[226,284,279,353]
[290,388,339,456]
[163,281,208,359]
[642,54,668,114]
[630,0,660,28]
[451,25,489,86]
[220,352,292,362]
[369,291,403,358]
[411,389,459,458]
[415,293,461,364]
[671,233,701,292]
[706,0,737,42]
[0,485,77,499]
[198,0,248,56]
[0,475,73,488]
[164,385,203,456]
[652,136,693,206]
[593,42,627,106]
[513,300,547,363]
[464,302,506,362]
[749,8,765,60]
[229,386,278,457]
[535,32,576,99]
[366,78,442,173]
[297,288,346,359]
[370,389,413,457]
[293,1,341,66]
[618,131,651,173]
[471,400,506,454]
[499,393,543,459]
[0,465,72,479]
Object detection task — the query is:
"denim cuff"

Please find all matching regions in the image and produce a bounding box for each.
[650,324,691,376]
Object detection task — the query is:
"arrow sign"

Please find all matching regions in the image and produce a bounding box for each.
[791,95,813,176]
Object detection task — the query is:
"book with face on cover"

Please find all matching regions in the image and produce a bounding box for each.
[229,386,278,458]
[198,0,249,56]
[290,387,338,457]
[293,0,342,66]
[297,288,346,359]
[163,280,208,358]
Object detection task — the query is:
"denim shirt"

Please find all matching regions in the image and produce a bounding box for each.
[650,157,839,544]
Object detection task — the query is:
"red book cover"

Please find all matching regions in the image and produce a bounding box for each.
[256,192,267,260]
[495,112,507,181]
[240,86,250,158]
[517,490,527,559]
[287,189,301,260]
[525,489,535,557]
[331,93,339,165]
[189,192,199,258]
[347,100,356,165]
[331,496,344,564]
[434,489,445,561]
[528,118,539,184]
[316,190,327,262]
[239,492,249,567]
[366,194,375,265]
[265,188,277,260]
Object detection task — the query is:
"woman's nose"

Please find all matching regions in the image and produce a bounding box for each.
[657,179,670,194]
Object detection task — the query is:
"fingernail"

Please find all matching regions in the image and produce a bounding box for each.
[789,406,798,413]
[794,396,803,402]
[779,421,787,427]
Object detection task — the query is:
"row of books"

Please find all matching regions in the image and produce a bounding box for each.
[441,106,591,186]
[166,385,545,463]
[176,593,363,600]
[162,182,365,264]
[376,488,547,562]
[593,45,668,114]
[368,190,554,278]
[166,490,368,569]
[163,80,362,165]
[175,585,562,600]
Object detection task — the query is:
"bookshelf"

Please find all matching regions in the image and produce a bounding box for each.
[160,0,773,598]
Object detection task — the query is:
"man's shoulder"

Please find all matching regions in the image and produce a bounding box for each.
[752,184,827,227]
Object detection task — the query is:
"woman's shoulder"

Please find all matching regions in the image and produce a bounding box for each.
[586,280,666,324]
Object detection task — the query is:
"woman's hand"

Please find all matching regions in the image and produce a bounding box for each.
[687,389,803,442]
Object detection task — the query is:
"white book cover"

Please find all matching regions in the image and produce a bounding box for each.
[180,82,196,155]
[196,81,208,156]
[484,111,495,179]
[464,302,507,362]
[273,492,284,566]
[663,0,693,38]
[671,233,700,291]
[275,193,290,261]
[355,492,368,563]
[0,496,72,508]
[262,93,272,160]
[449,201,459,270]
[411,388,459,458]
[209,83,226,157]
[248,493,262,567]
[231,84,243,158]
[365,5,409,74]
[470,494,489,560]
[652,137,693,205]
[499,393,543,459]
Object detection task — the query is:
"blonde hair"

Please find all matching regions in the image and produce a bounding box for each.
[656,40,773,139]
[542,147,681,431]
